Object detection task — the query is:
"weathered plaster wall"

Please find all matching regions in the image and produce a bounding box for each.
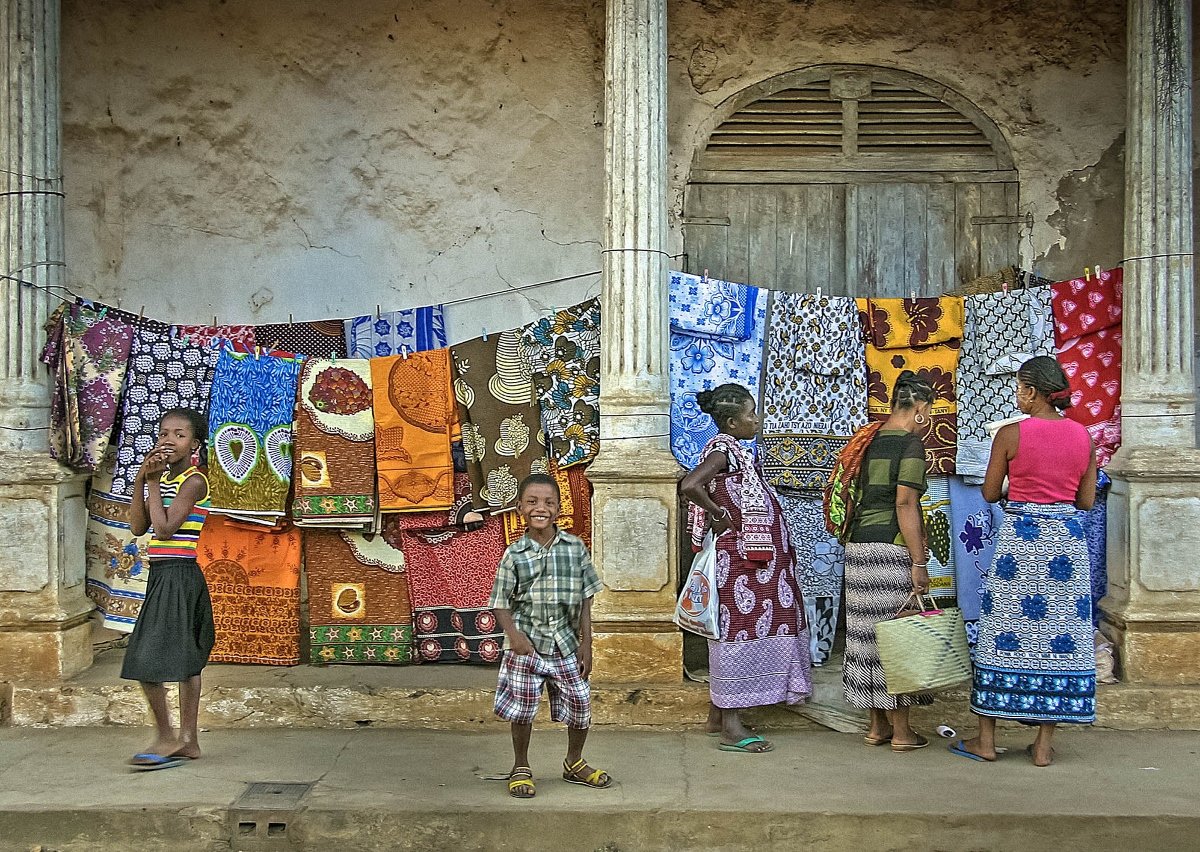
[61,0,607,341]
[61,0,1130,339]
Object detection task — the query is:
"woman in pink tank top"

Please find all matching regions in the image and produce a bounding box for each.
[950,356,1098,768]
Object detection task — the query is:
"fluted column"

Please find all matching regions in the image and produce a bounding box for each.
[1120,0,1195,447]
[598,0,671,451]
[0,0,91,683]
[1,0,62,450]
[588,0,682,684]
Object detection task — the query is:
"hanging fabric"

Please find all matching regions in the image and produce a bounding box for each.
[344,306,447,359]
[1051,268,1123,467]
[292,358,378,530]
[947,475,1005,651]
[761,292,868,492]
[400,495,507,665]
[254,319,348,359]
[304,523,416,664]
[521,298,602,469]
[668,269,759,341]
[370,350,456,513]
[861,297,963,475]
[84,451,150,633]
[956,287,1055,481]
[778,492,845,666]
[207,347,305,526]
[451,330,550,513]
[196,516,302,665]
[44,304,134,473]
[668,277,768,470]
[111,324,219,499]
[1083,469,1111,627]
[920,475,957,602]
[173,323,257,349]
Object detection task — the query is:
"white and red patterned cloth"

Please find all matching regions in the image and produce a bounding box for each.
[1051,268,1123,467]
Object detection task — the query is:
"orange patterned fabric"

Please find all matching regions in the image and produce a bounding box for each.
[502,465,593,547]
[196,516,301,665]
[371,351,456,513]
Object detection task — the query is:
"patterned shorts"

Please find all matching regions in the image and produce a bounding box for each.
[493,649,591,728]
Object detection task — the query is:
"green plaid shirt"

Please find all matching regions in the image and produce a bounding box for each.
[488,529,603,656]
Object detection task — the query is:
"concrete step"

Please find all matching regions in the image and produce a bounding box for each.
[0,728,1197,852]
[5,648,1200,733]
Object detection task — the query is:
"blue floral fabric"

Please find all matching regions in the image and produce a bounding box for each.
[971,501,1096,724]
[668,270,758,342]
[669,283,768,469]
[343,306,447,359]
[948,475,1004,624]
[1083,469,1110,626]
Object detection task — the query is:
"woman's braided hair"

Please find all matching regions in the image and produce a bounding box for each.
[1018,355,1073,410]
[696,383,753,429]
[890,370,935,411]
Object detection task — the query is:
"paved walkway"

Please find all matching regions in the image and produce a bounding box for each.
[1,727,1198,851]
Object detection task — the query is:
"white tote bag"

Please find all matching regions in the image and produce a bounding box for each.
[673,531,721,640]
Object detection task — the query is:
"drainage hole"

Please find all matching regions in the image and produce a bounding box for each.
[237,822,257,836]
[268,823,288,837]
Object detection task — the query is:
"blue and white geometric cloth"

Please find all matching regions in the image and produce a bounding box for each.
[668,270,759,342]
[669,279,768,470]
[343,305,447,359]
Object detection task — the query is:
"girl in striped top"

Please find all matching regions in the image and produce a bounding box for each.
[122,408,216,771]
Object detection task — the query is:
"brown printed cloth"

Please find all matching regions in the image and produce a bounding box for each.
[401,511,507,665]
[207,347,305,526]
[253,320,349,359]
[44,304,134,473]
[84,451,151,633]
[520,298,601,469]
[501,465,593,548]
[859,298,962,475]
[371,351,456,513]
[304,522,417,665]
[197,516,301,666]
[293,358,377,530]
[451,331,550,513]
[111,324,219,499]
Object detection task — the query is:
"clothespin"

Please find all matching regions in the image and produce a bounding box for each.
[212,315,218,328]
[701,268,709,286]
[138,306,145,320]
[815,287,822,299]
[254,345,261,360]
[910,289,917,301]
[288,313,294,325]
[1095,262,1103,280]
[376,305,382,320]
[482,327,488,342]
[331,349,337,365]
[99,306,109,320]
[1084,266,1091,281]
[401,345,409,360]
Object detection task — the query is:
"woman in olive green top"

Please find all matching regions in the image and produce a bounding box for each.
[842,371,935,752]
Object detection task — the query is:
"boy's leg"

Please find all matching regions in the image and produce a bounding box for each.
[566,724,588,765]
[549,652,611,788]
[511,722,533,769]
[175,675,203,759]
[494,650,544,797]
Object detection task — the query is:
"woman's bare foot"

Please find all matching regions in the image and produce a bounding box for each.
[1027,742,1054,767]
[705,705,723,734]
[130,737,184,764]
[956,736,997,761]
[170,742,201,760]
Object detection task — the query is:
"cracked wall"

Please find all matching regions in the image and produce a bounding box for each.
[62,0,1131,338]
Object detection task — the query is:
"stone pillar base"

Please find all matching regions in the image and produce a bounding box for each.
[0,453,92,681]
[592,627,683,684]
[1102,447,1200,686]
[587,443,683,685]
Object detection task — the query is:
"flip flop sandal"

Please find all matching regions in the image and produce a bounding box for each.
[129,753,187,772]
[508,767,536,799]
[863,733,893,746]
[717,735,774,753]
[562,758,613,788]
[890,735,930,753]
[947,740,994,762]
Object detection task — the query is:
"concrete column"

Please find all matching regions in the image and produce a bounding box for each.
[0,0,91,681]
[588,0,682,684]
[1120,0,1195,446]
[1103,0,1200,687]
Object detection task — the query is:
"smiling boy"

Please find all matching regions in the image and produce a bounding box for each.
[489,473,613,799]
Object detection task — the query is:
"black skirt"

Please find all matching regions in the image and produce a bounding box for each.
[120,558,215,683]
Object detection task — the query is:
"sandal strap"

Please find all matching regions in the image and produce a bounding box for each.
[564,758,607,785]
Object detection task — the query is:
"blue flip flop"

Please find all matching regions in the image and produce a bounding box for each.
[947,740,992,762]
[129,753,187,772]
[718,735,773,753]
